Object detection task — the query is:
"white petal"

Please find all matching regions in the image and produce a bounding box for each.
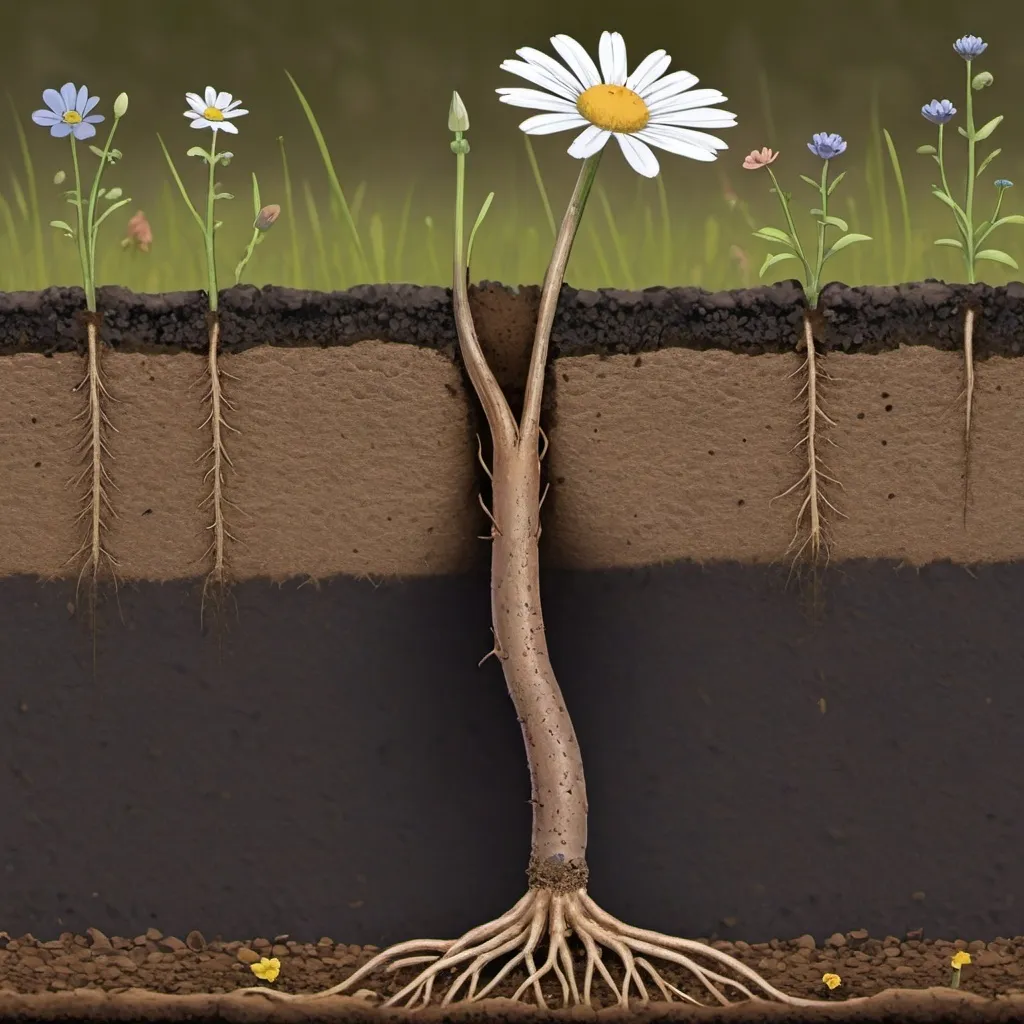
[640,69,699,103]
[223,107,249,119]
[611,32,628,86]
[635,124,721,161]
[215,91,233,109]
[501,58,577,101]
[204,86,217,106]
[512,48,584,97]
[567,124,611,158]
[224,98,244,112]
[550,34,601,89]
[615,132,660,176]
[626,50,671,95]
[496,87,578,113]
[651,109,737,131]
[185,92,205,113]
[649,88,729,115]
[519,112,589,135]
[215,120,239,133]
[190,118,212,129]
[183,110,201,120]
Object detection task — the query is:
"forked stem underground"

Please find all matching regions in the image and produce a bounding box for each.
[233,160,850,1011]
[198,314,241,625]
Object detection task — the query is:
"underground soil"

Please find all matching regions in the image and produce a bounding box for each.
[0,926,1021,1022]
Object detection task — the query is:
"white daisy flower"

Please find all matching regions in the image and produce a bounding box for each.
[497,31,736,178]
[183,86,248,134]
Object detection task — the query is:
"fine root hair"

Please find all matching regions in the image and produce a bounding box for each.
[195,315,245,629]
[233,887,846,1011]
[62,315,121,666]
[770,313,846,592]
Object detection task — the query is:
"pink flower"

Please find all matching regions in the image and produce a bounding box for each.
[122,210,152,252]
[742,147,779,170]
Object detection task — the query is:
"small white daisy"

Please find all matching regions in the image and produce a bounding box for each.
[497,31,736,178]
[183,86,248,133]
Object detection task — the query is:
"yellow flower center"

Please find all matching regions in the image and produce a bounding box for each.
[203,106,225,121]
[576,85,649,133]
[62,110,83,125]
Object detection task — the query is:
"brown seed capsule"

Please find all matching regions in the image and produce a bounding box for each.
[255,204,281,231]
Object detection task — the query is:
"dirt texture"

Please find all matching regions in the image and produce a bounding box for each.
[2,281,1024,581]
[0,927,1021,1022]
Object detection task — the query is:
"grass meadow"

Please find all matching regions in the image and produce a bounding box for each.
[3,77,1024,296]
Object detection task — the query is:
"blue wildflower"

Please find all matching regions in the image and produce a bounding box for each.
[30,83,104,140]
[954,35,987,59]
[807,132,847,160]
[921,99,956,125]
[995,179,1013,189]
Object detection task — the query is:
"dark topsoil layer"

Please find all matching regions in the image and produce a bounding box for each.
[3,280,1024,358]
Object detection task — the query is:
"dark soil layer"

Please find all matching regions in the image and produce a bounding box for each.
[0,926,1021,1021]
[3,280,1024,357]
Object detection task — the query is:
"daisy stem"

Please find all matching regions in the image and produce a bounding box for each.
[204,132,220,310]
[69,140,92,311]
[520,151,602,443]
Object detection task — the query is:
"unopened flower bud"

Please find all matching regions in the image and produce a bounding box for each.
[255,204,281,231]
[972,71,994,91]
[448,91,469,132]
[113,92,129,118]
[53,170,66,185]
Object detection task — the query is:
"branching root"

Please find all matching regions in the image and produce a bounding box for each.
[770,313,846,585]
[64,316,121,642]
[233,887,840,1010]
[197,316,243,627]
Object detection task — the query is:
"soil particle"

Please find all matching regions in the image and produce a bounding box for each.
[0,927,1020,1017]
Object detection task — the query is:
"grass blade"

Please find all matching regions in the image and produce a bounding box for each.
[424,215,441,283]
[285,69,368,282]
[585,220,612,287]
[523,135,556,240]
[868,85,893,281]
[595,183,634,289]
[656,172,672,283]
[882,128,913,283]
[302,178,329,290]
[7,94,46,286]
[393,182,414,282]
[277,136,303,288]
[757,68,778,149]
[369,212,386,282]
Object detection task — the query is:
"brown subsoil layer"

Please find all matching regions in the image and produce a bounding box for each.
[5,281,1024,579]
[0,927,1021,1022]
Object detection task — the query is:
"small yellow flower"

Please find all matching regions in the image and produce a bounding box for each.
[250,956,281,983]
[821,972,841,990]
[951,951,972,969]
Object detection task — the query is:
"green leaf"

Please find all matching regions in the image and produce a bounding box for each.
[186,145,209,161]
[251,172,262,219]
[809,208,823,216]
[976,247,1019,269]
[819,215,849,232]
[104,187,123,201]
[92,197,132,233]
[799,174,819,188]
[157,132,207,235]
[973,115,1004,142]
[466,190,495,270]
[957,126,969,138]
[214,220,224,232]
[823,232,872,260]
[931,188,970,231]
[213,192,234,201]
[827,170,847,195]
[769,188,793,201]
[990,214,1024,229]
[933,238,964,249]
[758,252,799,277]
[916,144,937,155]
[48,219,74,236]
[976,147,1002,179]
[752,226,795,246]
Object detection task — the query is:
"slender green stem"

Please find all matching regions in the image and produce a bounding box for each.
[206,132,219,310]
[765,166,812,279]
[809,159,830,305]
[68,139,93,311]
[86,121,121,301]
[963,59,977,282]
